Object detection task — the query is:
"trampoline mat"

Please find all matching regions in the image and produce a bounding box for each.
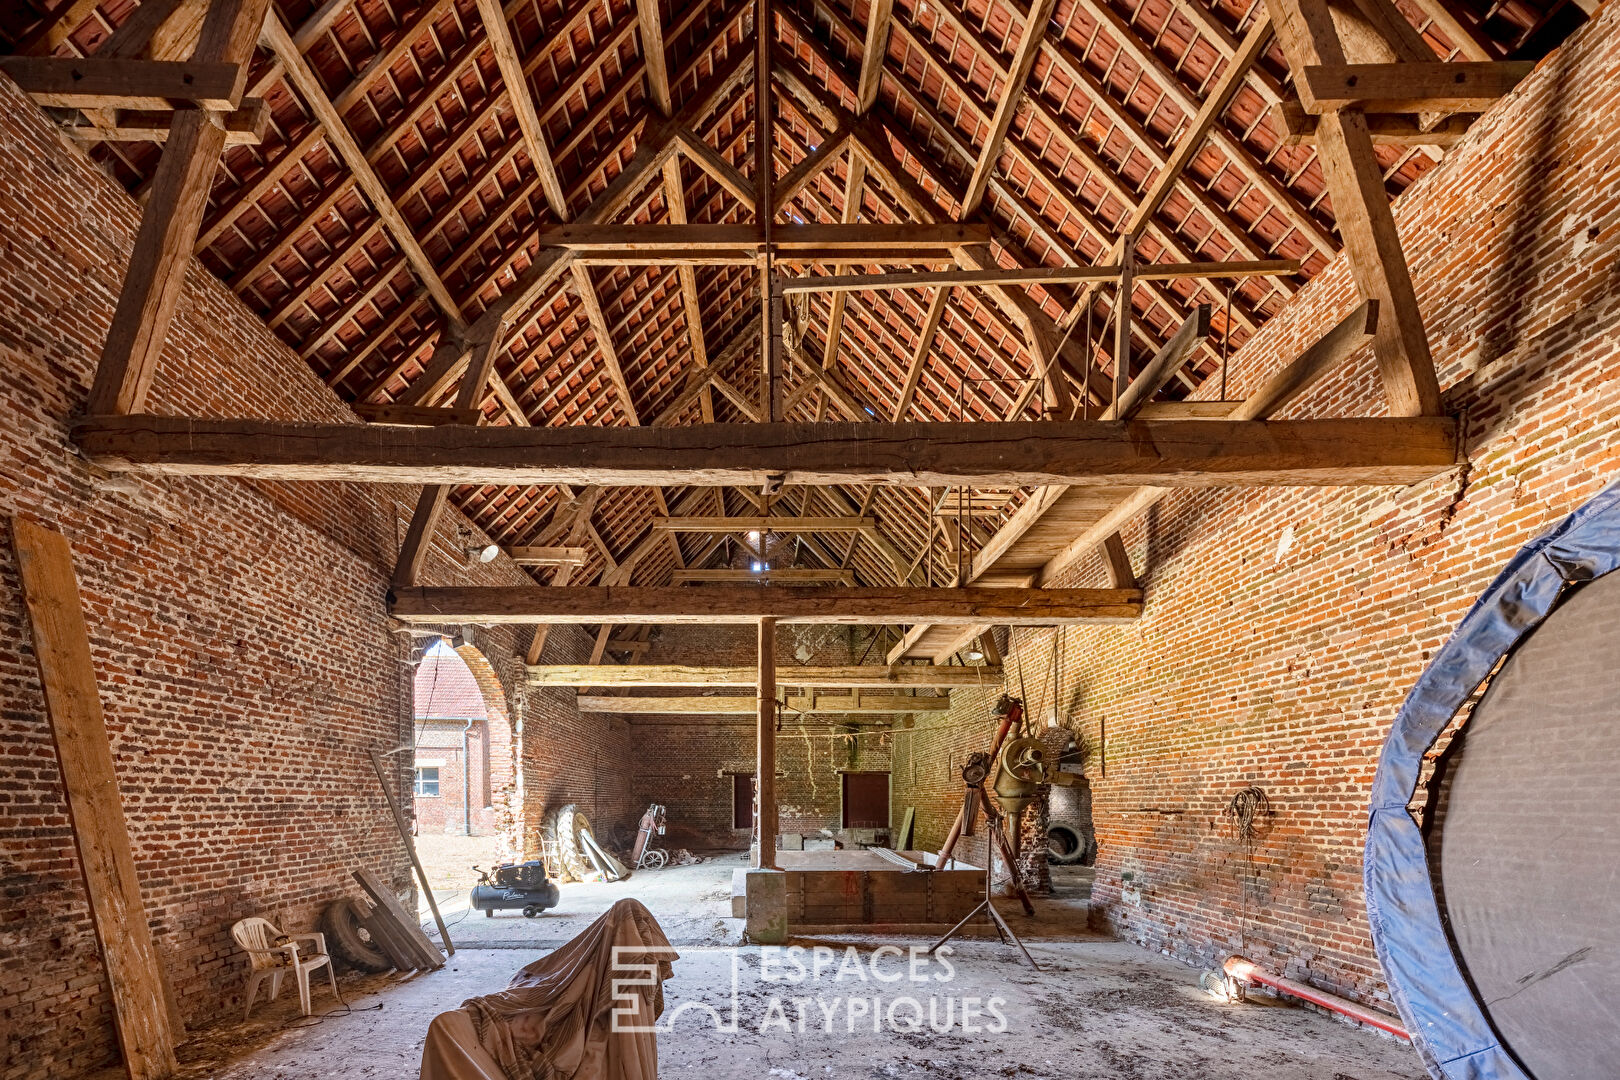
[1436,569,1620,1079]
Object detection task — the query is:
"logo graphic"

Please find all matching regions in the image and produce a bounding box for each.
[610,945,1010,1036]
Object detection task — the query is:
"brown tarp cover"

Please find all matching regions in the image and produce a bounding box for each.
[421,899,676,1080]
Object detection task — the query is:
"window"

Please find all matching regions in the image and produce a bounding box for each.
[732,773,755,830]
[841,772,890,829]
[414,766,440,797]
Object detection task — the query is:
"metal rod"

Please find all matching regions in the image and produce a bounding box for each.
[368,748,454,954]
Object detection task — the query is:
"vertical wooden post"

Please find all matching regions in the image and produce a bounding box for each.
[755,616,778,869]
[10,517,178,1080]
[1113,236,1134,402]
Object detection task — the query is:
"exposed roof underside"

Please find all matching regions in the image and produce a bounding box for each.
[4,0,1578,618]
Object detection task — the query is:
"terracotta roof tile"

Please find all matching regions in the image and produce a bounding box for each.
[413,649,488,721]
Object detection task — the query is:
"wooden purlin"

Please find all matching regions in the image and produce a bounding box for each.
[33,0,1532,597]
[812,0,1291,340]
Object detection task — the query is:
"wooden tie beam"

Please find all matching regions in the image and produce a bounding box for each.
[576,694,952,714]
[526,663,1003,687]
[389,585,1143,624]
[656,516,875,532]
[74,415,1459,488]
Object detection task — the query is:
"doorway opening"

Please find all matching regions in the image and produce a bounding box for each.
[732,773,755,830]
[841,771,890,830]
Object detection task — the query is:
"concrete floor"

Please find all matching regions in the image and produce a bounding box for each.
[163,855,1423,1080]
[424,852,747,948]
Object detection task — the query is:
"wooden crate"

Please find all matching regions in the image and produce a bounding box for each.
[760,851,983,927]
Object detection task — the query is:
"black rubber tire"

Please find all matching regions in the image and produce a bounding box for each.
[1047,823,1086,865]
[523,905,539,918]
[322,899,391,973]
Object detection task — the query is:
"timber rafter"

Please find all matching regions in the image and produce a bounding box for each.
[8,0,1563,639]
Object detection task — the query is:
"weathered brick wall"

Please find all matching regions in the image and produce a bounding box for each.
[413,719,498,835]
[894,11,1620,1007]
[515,626,637,860]
[622,625,894,847]
[0,71,612,1078]
[630,715,894,849]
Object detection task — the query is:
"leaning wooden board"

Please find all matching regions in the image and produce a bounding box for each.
[354,868,444,969]
[12,516,179,1080]
[348,896,416,972]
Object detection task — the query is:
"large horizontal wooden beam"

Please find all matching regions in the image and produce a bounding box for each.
[577,694,952,714]
[535,223,989,251]
[0,56,243,109]
[66,100,270,145]
[779,259,1301,294]
[570,250,959,266]
[656,516,874,532]
[528,663,1002,687]
[671,569,858,585]
[75,416,1460,488]
[390,585,1143,624]
[1270,101,1475,147]
[1297,62,1534,114]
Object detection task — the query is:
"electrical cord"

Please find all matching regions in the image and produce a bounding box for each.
[1223,785,1274,950]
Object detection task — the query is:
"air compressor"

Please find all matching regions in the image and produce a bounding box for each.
[469,860,561,918]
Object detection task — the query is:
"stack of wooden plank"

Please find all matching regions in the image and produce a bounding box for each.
[352,868,445,971]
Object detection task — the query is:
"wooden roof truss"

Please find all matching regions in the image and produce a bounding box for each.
[2,0,1569,641]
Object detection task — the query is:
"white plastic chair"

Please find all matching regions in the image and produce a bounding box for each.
[231,917,339,1020]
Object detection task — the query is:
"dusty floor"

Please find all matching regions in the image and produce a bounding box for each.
[155,855,1422,1080]
[413,834,501,894]
[422,848,746,948]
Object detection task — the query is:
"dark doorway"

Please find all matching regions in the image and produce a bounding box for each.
[841,771,890,829]
[732,773,755,830]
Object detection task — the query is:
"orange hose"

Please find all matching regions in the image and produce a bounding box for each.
[1223,956,1410,1041]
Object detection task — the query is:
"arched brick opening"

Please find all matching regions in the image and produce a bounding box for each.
[450,643,520,860]
[412,639,522,859]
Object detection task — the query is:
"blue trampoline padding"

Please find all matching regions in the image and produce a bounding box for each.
[1365,479,1620,1080]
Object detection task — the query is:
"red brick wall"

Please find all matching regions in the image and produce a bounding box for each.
[620,625,895,848]
[895,12,1620,1009]
[630,716,894,849]
[0,71,615,1078]
[887,674,1016,872]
